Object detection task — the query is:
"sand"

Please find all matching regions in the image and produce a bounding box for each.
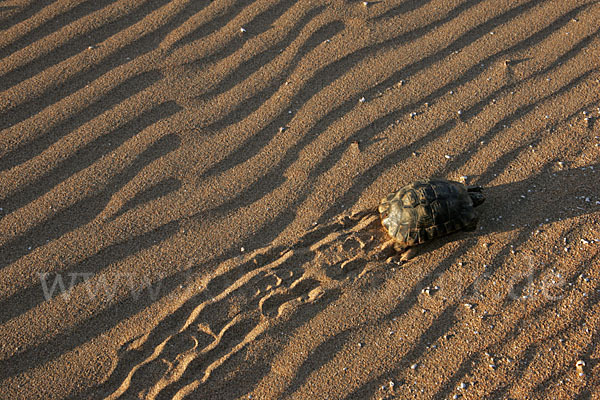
[1,0,599,398]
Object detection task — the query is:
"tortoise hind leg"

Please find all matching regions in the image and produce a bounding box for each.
[460,211,479,232]
[462,220,478,232]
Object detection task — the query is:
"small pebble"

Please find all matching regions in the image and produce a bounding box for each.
[359,96,366,103]
[444,155,451,159]
[240,247,245,252]
[240,27,246,33]
[576,360,586,376]
[410,363,418,370]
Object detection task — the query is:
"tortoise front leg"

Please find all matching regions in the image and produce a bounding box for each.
[379,240,417,263]
[380,238,397,253]
[391,241,418,261]
[398,246,417,262]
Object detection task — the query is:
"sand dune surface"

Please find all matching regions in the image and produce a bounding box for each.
[1,0,600,398]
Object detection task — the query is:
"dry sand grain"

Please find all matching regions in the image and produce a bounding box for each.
[1,0,599,398]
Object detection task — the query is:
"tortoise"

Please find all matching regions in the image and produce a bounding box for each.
[378,179,485,260]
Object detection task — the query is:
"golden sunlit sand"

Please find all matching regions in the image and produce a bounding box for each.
[1,0,599,398]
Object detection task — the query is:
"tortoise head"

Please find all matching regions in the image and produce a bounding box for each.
[467,185,485,207]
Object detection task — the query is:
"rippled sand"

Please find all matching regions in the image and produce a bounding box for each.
[1,0,599,398]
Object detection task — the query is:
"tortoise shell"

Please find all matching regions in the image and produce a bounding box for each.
[378,179,484,246]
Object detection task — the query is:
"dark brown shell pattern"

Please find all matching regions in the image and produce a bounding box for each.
[378,179,478,246]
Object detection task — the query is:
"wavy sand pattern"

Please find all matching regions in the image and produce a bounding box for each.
[1,0,599,398]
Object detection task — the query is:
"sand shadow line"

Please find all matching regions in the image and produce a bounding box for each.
[0,0,171,94]
[0,220,183,382]
[0,0,216,132]
[171,0,297,69]
[78,210,299,398]
[0,121,181,270]
[0,0,116,61]
[192,5,329,104]
[374,0,435,21]
[0,219,179,325]
[0,0,54,30]
[316,63,596,227]
[191,0,498,182]
[2,101,181,216]
[195,16,343,180]
[0,70,163,172]
[200,0,582,210]
[184,288,344,400]
[173,0,257,50]
[85,204,371,398]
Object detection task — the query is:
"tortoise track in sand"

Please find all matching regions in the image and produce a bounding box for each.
[94,211,384,399]
[1,0,600,398]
